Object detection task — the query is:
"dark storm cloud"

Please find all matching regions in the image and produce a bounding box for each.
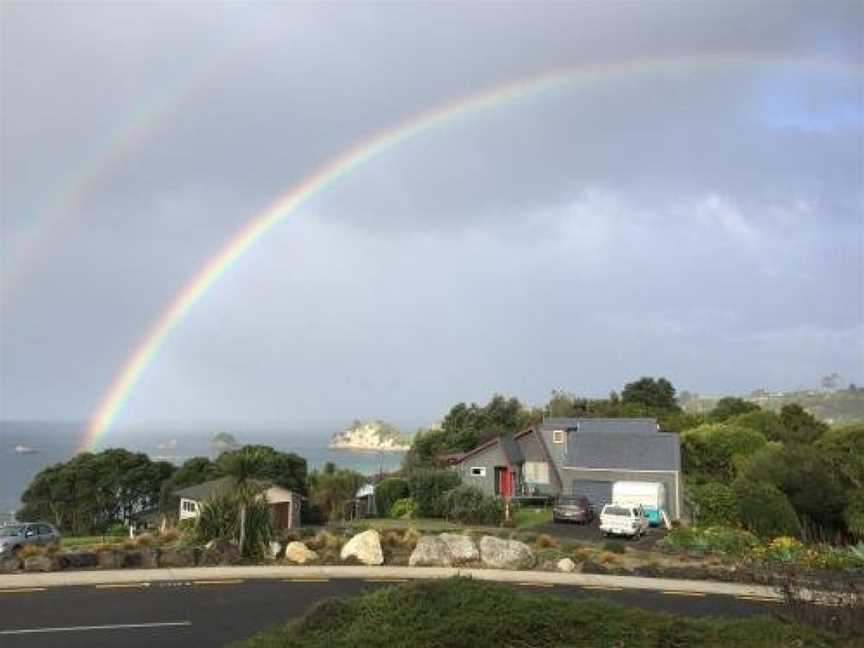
[1,2,861,425]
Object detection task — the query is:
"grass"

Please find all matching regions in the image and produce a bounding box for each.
[512,507,552,529]
[231,578,844,648]
[61,536,124,548]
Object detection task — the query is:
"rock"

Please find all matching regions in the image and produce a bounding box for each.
[269,541,282,559]
[285,541,318,564]
[0,556,21,573]
[408,535,452,567]
[438,533,479,564]
[23,555,54,572]
[557,558,576,573]
[479,536,535,570]
[199,539,242,566]
[62,552,100,569]
[98,550,121,569]
[340,529,383,565]
[158,546,198,568]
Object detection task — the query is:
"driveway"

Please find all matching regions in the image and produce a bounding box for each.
[533,519,667,550]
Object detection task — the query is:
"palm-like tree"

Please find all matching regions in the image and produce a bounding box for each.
[217,447,267,554]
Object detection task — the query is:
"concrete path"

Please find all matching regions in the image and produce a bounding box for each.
[0,565,783,600]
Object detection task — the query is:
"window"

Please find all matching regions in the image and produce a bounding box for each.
[523,461,549,484]
[182,500,197,513]
[37,524,52,535]
[470,467,486,477]
[552,430,565,444]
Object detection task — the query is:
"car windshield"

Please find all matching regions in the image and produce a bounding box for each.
[557,497,584,506]
[603,506,632,517]
[0,526,23,537]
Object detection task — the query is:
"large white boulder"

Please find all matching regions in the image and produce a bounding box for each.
[269,541,283,558]
[409,535,452,567]
[285,541,318,564]
[479,536,535,570]
[340,529,384,565]
[557,558,576,573]
[438,533,479,564]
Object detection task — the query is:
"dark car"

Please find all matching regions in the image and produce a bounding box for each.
[552,495,594,524]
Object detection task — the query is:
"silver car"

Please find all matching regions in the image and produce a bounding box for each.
[0,522,61,555]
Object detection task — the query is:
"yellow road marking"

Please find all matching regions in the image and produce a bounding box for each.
[517,582,554,588]
[283,578,330,583]
[662,591,705,598]
[94,583,150,590]
[736,595,778,603]
[581,585,623,591]
[365,578,408,583]
[192,579,244,586]
[0,588,46,594]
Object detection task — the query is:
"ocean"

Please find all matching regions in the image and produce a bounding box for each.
[0,420,406,521]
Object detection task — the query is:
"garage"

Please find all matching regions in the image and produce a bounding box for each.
[569,480,613,510]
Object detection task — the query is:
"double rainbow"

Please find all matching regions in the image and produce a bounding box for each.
[81,52,859,452]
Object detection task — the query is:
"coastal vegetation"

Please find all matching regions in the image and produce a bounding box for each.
[232,578,843,648]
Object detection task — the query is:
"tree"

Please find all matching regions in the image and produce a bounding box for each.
[727,410,787,442]
[814,423,864,490]
[733,479,801,538]
[375,478,410,518]
[710,397,760,421]
[681,423,767,484]
[691,482,739,527]
[217,447,267,555]
[307,465,365,521]
[408,470,461,517]
[216,445,307,494]
[778,404,828,444]
[621,377,680,412]
[845,488,864,539]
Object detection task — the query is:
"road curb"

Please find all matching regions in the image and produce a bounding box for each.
[0,565,782,599]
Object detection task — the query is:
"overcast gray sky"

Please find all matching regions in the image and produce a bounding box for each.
[1,1,862,430]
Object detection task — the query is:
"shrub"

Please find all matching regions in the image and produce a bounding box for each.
[401,528,420,550]
[407,470,461,517]
[389,497,418,520]
[692,482,739,527]
[307,530,343,552]
[535,534,558,549]
[442,485,503,525]
[375,478,410,518]
[598,551,619,564]
[18,544,42,558]
[105,523,129,537]
[134,533,154,547]
[658,526,758,556]
[195,491,274,557]
[602,542,625,554]
[157,529,180,545]
[844,488,864,539]
[733,479,801,538]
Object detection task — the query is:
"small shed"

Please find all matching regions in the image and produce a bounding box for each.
[175,477,302,530]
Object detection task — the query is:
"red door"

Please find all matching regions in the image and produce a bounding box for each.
[496,467,512,497]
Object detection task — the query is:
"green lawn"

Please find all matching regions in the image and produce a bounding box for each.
[61,536,124,548]
[512,507,552,528]
[232,578,844,648]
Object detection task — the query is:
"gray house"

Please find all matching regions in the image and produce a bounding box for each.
[453,418,682,519]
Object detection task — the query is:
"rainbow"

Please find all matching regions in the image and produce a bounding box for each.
[81,52,860,452]
[1,63,223,306]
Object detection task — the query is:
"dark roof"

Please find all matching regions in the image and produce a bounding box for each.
[455,436,501,462]
[174,476,271,500]
[540,418,658,434]
[566,431,680,471]
[499,433,524,465]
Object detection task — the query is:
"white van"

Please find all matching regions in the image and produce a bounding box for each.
[599,504,650,538]
[612,481,665,526]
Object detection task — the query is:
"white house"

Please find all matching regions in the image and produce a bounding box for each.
[175,476,301,530]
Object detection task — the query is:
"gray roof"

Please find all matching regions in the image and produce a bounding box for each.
[566,431,680,471]
[541,418,658,434]
[174,476,271,500]
[499,433,524,465]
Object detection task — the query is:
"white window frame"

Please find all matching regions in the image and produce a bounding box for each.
[470,466,486,477]
[552,430,565,444]
[523,461,550,484]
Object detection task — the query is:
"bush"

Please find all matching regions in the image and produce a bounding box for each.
[195,491,274,557]
[407,470,461,517]
[658,526,759,556]
[844,488,864,539]
[733,480,801,538]
[535,534,558,549]
[602,542,626,554]
[389,498,417,520]
[375,478,410,518]
[692,482,739,527]
[442,485,503,525]
[105,523,129,537]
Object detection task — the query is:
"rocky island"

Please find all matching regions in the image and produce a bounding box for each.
[328,420,410,452]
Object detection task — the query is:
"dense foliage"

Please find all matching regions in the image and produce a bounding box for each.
[733,480,801,538]
[442,484,503,525]
[373,477,409,518]
[195,489,274,557]
[306,462,365,522]
[18,449,175,534]
[234,578,838,648]
[407,469,461,517]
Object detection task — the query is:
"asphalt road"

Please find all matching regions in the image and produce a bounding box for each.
[0,577,783,648]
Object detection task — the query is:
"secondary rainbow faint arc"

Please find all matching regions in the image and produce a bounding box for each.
[81,52,859,452]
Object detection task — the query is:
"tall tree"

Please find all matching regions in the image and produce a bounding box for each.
[621,377,680,412]
[217,447,267,554]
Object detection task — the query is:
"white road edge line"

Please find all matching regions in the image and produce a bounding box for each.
[1,621,191,635]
